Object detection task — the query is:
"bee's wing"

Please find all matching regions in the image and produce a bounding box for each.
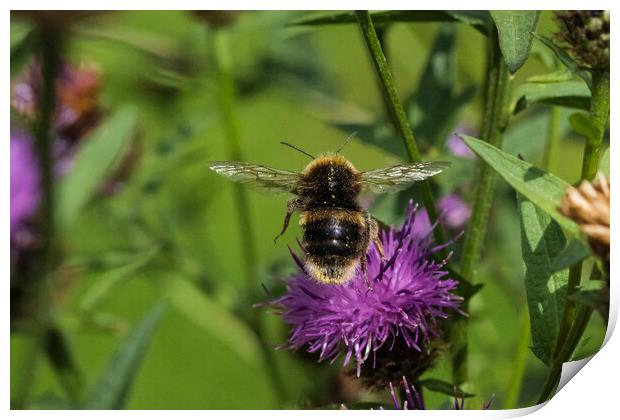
[208,161,299,194]
[361,161,450,193]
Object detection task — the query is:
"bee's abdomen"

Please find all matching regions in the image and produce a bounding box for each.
[301,211,365,258]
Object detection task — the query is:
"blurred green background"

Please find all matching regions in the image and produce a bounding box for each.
[10,10,606,409]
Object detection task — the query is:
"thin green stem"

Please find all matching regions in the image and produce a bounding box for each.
[537,305,593,403]
[542,107,561,172]
[13,28,61,410]
[213,30,258,288]
[581,71,610,181]
[537,69,608,404]
[212,28,287,405]
[503,311,530,409]
[43,326,85,404]
[355,10,446,250]
[452,25,511,386]
[553,262,582,358]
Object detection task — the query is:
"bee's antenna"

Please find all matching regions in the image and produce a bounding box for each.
[280,142,315,160]
[336,131,357,153]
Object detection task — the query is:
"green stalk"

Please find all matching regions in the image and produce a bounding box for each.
[213,30,258,288]
[355,10,446,249]
[452,25,511,386]
[542,107,561,172]
[212,28,287,405]
[537,69,608,404]
[12,28,61,409]
[537,305,593,403]
[503,311,530,409]
[580,71,610,181]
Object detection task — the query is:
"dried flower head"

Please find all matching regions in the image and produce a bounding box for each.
[559,173,609,262]
[267,202,462,376]
[555,10,610,71]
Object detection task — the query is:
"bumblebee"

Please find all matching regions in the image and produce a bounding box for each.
[209,143,449,285]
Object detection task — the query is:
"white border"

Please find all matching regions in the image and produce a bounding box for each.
[4,1,618,418]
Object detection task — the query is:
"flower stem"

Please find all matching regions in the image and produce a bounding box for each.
[537,69,608,404]
[12,28,61,409]
[355,10,446,250]
[212,28,287,405]
[503,311,530,408]
[580,70,610,181]
[537,305,593,403]
[452,25,511,386]
[213,29,258,288]
[542,106,561,172]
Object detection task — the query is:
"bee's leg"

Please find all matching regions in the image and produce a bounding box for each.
[360,254,373,291]
[274,198,302,243]
[368,215,387,260]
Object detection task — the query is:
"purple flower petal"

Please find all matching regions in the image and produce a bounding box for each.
[269,202,462,372]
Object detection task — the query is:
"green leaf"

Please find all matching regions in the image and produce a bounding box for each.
[517,194,568,365]
[332,122,404,157]
[79,247,160,312]
[291,10,492,34]
[57,106,138,229]
[600,147,610,176]
[551,239,592,272]
[491,11,540,73]
[569,112,602,142]
[408,24,477,147]
[532,33,592,87]
[526,69,574,83]
[157,275,263,368]
[11,27,37,77]
[419,378,475,398]
[570,286,609,320]
[460,135,578,233]
[82,302,167,409]
[512,80,591,114]
[28,393,71,410]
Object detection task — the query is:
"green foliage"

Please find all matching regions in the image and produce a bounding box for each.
[569,112,603,142]
[532,33,592,87]
[292,10,491,34]
[419,378,474,398]
[551,239,592,272]
[600,147,610,176]
[57,106,138,229]
[82,302,167,409]
[461,135,578,234]
[517,194,568,365]
[491,11,540,73]
[157,275,263,368]
[407,24,476,148]
[512,80,590,114]
[9,10,609,410]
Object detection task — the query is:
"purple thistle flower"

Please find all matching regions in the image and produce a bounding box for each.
[269,202,462,375]
[446,125,475,159]
[414,193,471,236]
[10,130,40,241]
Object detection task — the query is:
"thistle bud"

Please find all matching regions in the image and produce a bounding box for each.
[559,173,610,263]
[555,10,610,71]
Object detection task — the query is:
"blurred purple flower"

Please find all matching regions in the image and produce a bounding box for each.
[268,202,462,375]
[446,125,475,159]
[10,130,40,239]
[415,193,471,236]
[12,60,102,144]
